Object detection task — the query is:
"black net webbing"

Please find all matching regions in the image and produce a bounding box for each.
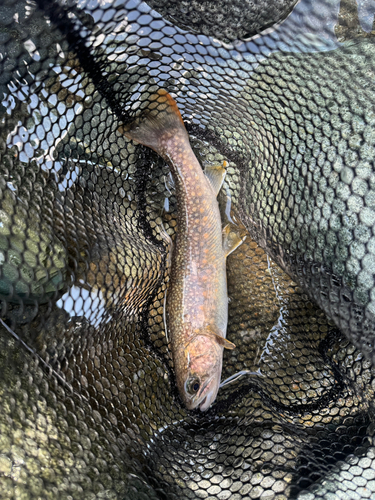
[1,0,375,499]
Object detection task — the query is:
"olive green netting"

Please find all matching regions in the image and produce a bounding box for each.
[1,0,375,498]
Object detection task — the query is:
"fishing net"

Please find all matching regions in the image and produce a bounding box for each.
[1,0,375,498]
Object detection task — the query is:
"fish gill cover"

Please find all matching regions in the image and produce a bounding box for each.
[0,0,375,498]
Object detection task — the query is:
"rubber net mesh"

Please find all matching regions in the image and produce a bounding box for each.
[1,0,375,498]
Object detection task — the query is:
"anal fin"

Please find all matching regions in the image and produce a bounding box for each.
[223,223,246,258]
[204,161,227,196]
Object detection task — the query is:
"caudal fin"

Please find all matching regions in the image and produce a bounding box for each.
[118,89,188,152]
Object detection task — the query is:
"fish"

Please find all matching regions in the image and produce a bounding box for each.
[118,89,244,411]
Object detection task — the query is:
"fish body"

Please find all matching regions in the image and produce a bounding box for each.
[119,90,239,411]
[164,128,230,411]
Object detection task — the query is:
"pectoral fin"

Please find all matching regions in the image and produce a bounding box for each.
[214,335,236,350]
[204,161,227,196]
[223,223,246,258]
[206,325,236,350]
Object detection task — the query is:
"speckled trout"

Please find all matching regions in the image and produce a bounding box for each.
[119,90,243,411]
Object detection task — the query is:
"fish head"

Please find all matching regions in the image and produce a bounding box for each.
[180,333,223,412]
[177,325,236,412]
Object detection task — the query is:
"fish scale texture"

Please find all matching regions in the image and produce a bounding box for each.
[0,0,375,499]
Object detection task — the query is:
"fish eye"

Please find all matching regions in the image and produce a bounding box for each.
[186,377,200,395]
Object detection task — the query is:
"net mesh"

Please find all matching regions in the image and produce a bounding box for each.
[1,0,375,498]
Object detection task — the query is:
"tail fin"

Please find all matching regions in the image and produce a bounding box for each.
[118,90,188,152]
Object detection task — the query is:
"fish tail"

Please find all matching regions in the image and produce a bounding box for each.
[118,89,188,151]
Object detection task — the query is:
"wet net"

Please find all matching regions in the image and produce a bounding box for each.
[1,0,375,498]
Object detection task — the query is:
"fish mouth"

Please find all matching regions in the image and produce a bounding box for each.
[197,375,218,411]
[199,386,217,411]
[199,396,207,410]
